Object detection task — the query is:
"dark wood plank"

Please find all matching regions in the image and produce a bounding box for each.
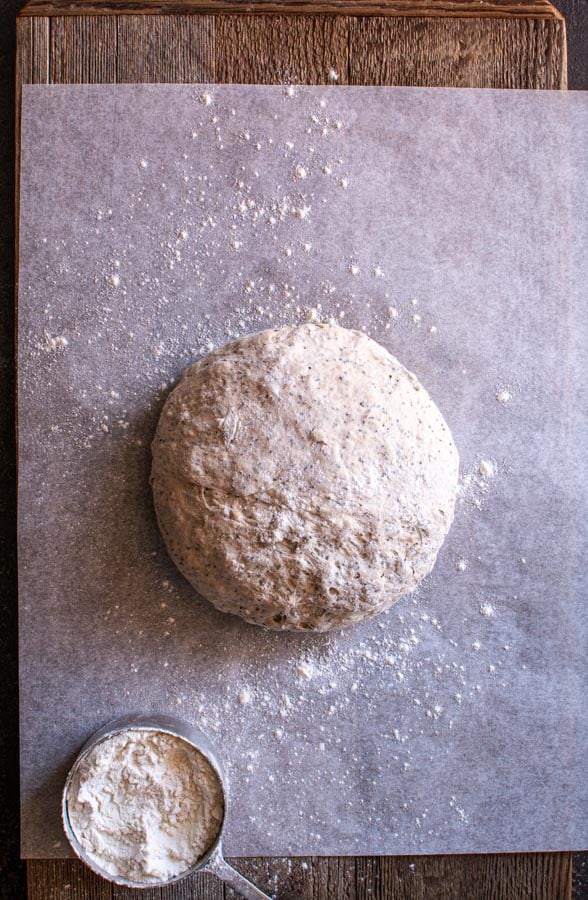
[117,14,215,82]
[38,10,567,90]
[216,14,348,83]
[50,16,118,82]
[27,859,113,899]
[27,854,574,899]
[17,2,573,899]
[349,14,567,87]
[16,17,50,85]
[19,0,566,19]
[14,16,50,397]
[15,16,49,192]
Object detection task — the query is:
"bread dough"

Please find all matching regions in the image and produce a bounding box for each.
[151,323,459,631]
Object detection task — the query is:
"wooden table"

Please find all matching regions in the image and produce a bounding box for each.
[17,1,573,897]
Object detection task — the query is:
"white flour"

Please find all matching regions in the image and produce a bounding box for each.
[66,728,224,884]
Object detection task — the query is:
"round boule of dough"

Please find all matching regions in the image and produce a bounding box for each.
[151,323,459,631]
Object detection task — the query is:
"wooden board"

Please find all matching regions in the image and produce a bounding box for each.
[16,0,570,19]
[16,1,572,897]
[27,853,574,898]
[16,3,567,89]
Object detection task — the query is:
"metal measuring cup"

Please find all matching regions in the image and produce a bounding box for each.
[62,713,271,898]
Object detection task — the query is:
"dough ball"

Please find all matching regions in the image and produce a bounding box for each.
[151,323,459,631]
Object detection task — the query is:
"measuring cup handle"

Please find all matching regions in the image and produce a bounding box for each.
[204,846,272,899]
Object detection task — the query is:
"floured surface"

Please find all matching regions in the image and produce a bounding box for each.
[18,84,588,856]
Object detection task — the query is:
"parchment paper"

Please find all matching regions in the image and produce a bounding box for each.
[18,84,588,857]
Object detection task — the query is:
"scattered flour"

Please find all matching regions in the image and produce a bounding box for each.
[239,687,253,705]
[293,205,311,220]
[36,332,69,353]
[295,661,316,680]
[478,459,495,478]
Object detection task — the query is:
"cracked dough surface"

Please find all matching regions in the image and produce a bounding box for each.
[151,323,459,631]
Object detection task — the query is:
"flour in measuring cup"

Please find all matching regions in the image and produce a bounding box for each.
[66,728,224,884]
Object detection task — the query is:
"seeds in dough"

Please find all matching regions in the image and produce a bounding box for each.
[151,323,459,631]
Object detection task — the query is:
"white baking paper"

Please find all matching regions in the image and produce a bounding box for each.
[18,84,588,857]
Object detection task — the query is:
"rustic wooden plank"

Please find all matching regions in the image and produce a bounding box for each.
[27,859,113,899]
[27,854,574,898]
[308,857,358,899]
[216,13,348,83]
[349,14,567,88]
[44,10,566,90]
[19,0,566,20]
[14,17,50,370]
[530,13,568,89]
[232,856,359,899]
[15,17,49,193]
[216,16,348,84]
[113,870,225,898]
[49,16,118,82]
[356,856,421,899]
[16,18,50,85]
[225,858,287,898]
[117,14,215,82]
[354,853,574,900]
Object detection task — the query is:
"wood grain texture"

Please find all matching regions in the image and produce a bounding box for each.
[14,16,49,384]
[117,14,215,81]
[16,17,50,85]
[17,3,574,899]
[27,853,574,899]
[19,0,566,20]
[216,14,348,83]
[349,14,567,87]
[15,12,568,91]
[50,16,118,82]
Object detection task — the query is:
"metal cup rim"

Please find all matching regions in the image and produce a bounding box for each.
[62,713,227,889]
